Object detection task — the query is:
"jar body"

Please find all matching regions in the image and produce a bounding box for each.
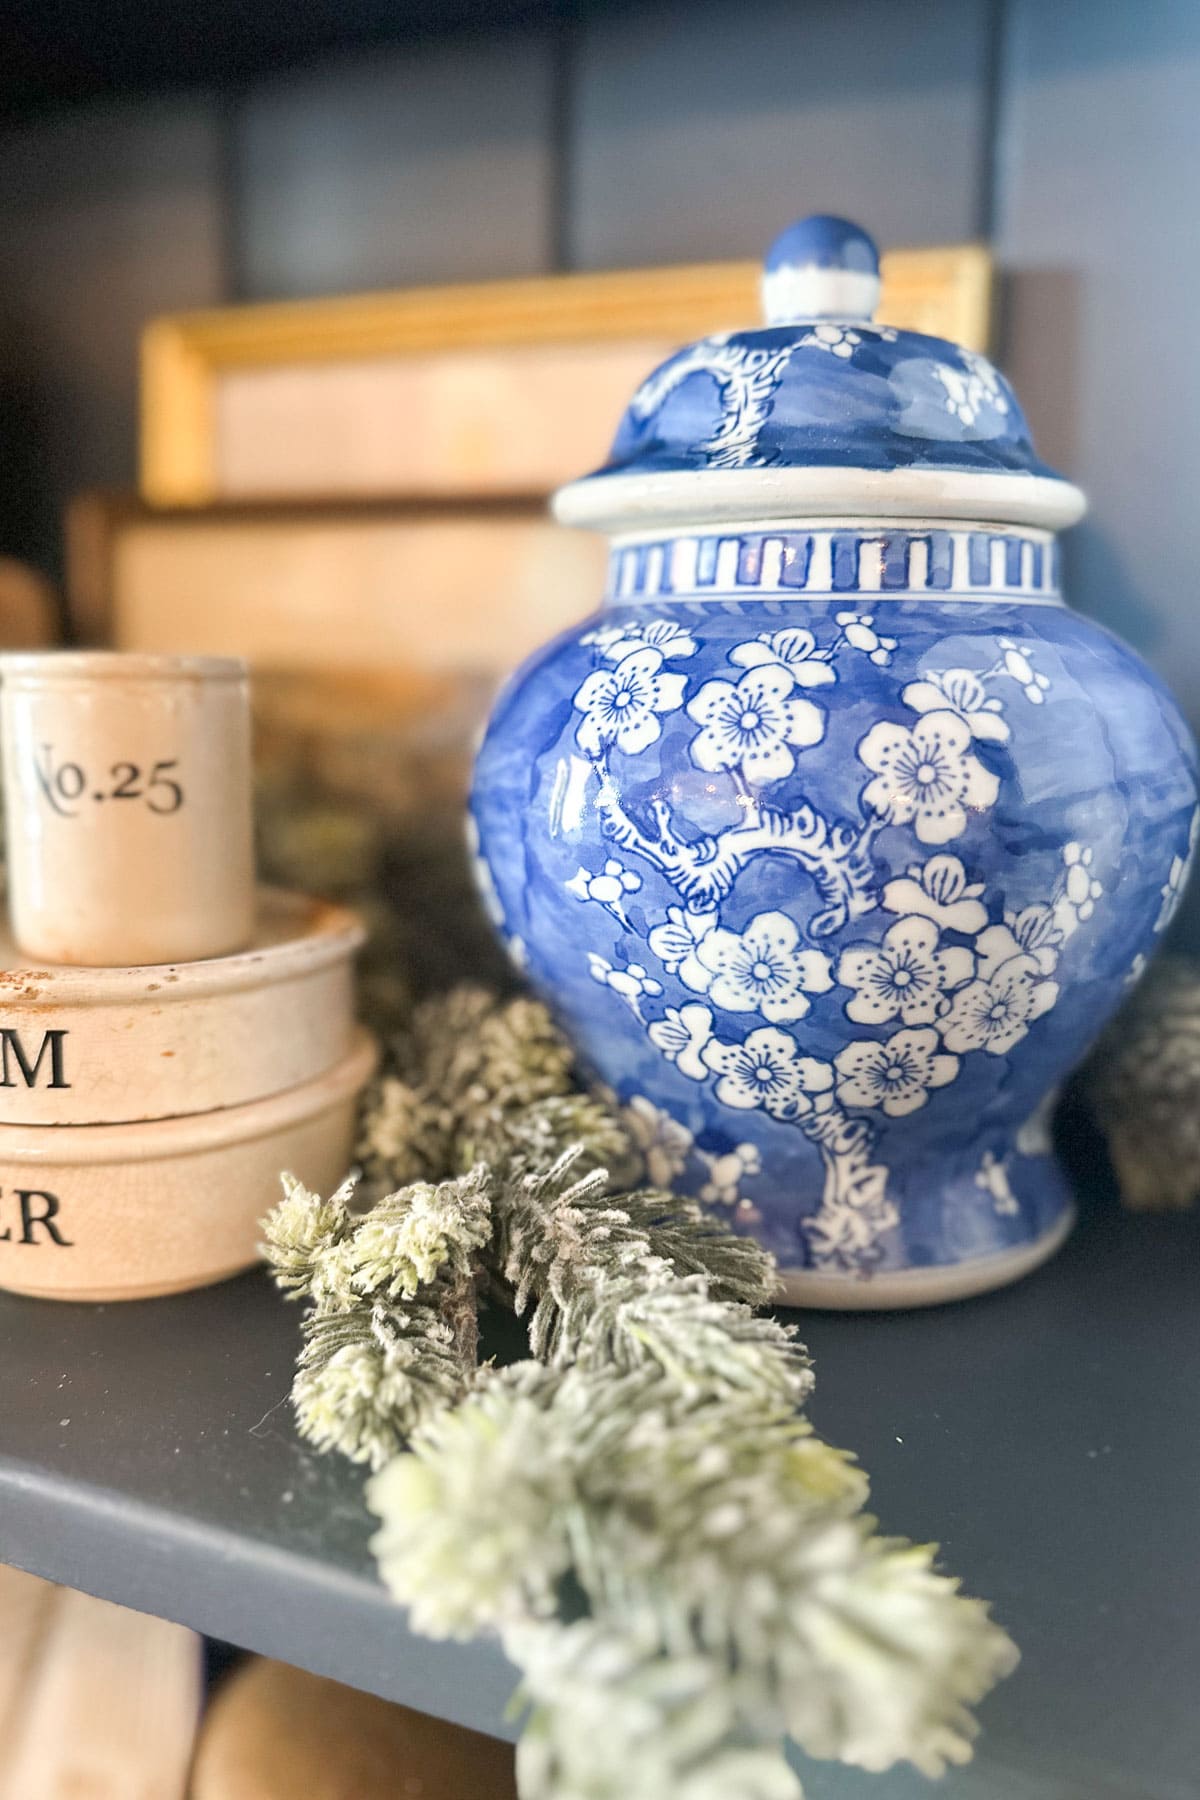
[470,523,1198,1304]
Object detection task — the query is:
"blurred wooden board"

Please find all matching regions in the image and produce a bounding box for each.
[141,246,992,506]
[0,559,58,648]
[0,1568,200,1800]
[190,1658,517,1800]
[65,493,605,675]
[208,338,674,504]
[0,1568,56,1755]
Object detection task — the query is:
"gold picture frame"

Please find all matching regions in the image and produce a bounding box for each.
[141,245,992,509]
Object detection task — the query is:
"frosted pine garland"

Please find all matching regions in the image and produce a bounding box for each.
[1081,954,1200,1210]
[263,987,1016,1798]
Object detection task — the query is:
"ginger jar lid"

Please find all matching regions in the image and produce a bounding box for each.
[554,214,1085,535]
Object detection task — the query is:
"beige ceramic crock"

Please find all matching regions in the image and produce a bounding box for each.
[0,1029,377,1301]
[0,651,255,966]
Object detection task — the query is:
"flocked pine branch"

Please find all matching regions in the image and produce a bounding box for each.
[263,986,1018,1797]
[403,986,578,1127]
[356,1074,453,1193]
[262,1165,492,1467]
[491,1150,792,1372]
[508,1612,806,1800]
[370,1358,1015,1795]
[263,1170,356,1301]
[291,1301,472,1469]
[457,1090,641,1189]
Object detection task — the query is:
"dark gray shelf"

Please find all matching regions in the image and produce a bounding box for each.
[1,1164,1197,1799]
[0,1261,523,1737]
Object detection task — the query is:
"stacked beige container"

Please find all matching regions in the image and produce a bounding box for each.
[0,652,375,1301]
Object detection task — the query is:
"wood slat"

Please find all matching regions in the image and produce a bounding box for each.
[0,1581,201,1800]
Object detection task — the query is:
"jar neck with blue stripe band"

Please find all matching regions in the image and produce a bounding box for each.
[604,523,1062,606]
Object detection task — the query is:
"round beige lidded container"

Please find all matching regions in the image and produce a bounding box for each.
[0,1030,377,1302]
[0,651,255,966]
[0,887,365,1126]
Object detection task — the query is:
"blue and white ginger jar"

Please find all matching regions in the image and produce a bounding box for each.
[470,214,1199,1306]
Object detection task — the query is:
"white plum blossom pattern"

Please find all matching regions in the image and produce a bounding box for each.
[975,903,1062,978]
[573,646,686,757]
[554,601,1133,1278]
[622,1095,693,1187]
[835,611,897,667]
[836,914,973,1026]
[729,628,835,687]
[798,323,861,358]
[798,323,899,358]
[880,854,988,935]
[1053,842,1103,936]
[586,953,662,1022]
[581,617,699,662]
[697,1142,762,1212]
[901,667,1010,743]
[975,1151,1019,1217]
[934,351,1010,428]
[1155,806,1199,933]
[692,910,834,1021]
[702,1028,834,1122]
[939,954,1057,1057]
[647,1003,713,1081]
[687,661,825,784]
[566,857,642,921]
[578,619,625,653]
[902,640,1050,739]
[647,906,717,989]
[937,366,982,426]
[995,639,1051,705]
[834,1029,958,1118]
[858,711,1000,843]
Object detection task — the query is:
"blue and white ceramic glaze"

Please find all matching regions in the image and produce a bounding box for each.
[470,216,1199,1306]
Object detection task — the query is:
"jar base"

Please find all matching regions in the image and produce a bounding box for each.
[775,1205,1075,1311]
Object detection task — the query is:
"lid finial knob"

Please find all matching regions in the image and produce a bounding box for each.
[762,214,881,326]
